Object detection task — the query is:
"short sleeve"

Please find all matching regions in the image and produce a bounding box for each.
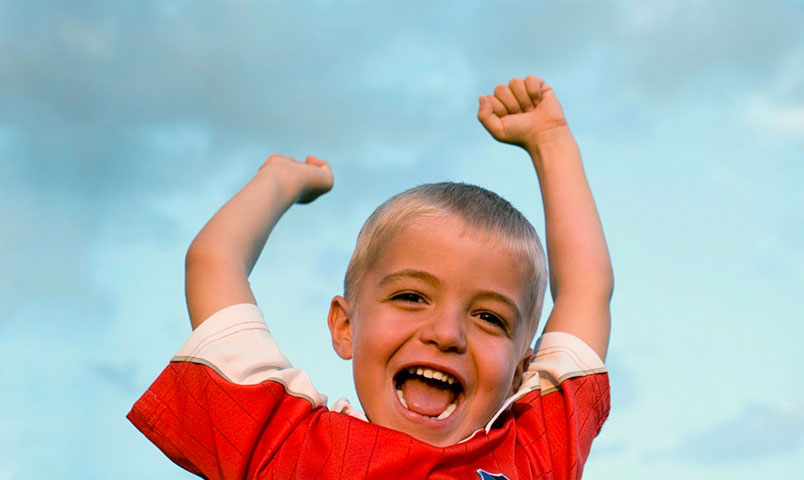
[127,304,327,480]
[517,332,610,480]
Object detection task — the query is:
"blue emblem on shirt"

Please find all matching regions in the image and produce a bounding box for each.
[476,469,510,480]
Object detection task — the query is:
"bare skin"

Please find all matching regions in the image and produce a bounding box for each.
[478,75,612,360]
[182,75,612,447]
[185,76,612,360]
[185,154,333,329]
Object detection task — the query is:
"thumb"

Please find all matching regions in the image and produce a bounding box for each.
[305,155,329,168]
[477,96,504,138]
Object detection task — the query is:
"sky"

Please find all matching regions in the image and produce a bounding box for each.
[1,0,803,478]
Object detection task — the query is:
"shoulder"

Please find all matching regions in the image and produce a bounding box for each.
[508,332,610,477]
[128,304,331,479]
[173,303,327,405]
[524,331,608,394]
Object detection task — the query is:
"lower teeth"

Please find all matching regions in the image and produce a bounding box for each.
[436,402,457,420]
[396,388,458,420]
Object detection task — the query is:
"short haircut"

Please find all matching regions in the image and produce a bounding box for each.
[344,182,548,341]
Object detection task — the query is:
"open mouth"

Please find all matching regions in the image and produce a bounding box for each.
[394,366,464,420]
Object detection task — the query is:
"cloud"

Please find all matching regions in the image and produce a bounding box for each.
[3,0,798,211]
[0,2,802,479]
[611,1,801,97]
[0,2,494,219]
[744,97,804,137]
[742,48,804,137]
[672,403,804,464]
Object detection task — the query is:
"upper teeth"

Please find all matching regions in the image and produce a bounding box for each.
[397,366,461,420]
[408,367,457,385]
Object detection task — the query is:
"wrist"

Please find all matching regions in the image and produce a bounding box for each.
[524,126,579,169]
[524,124,574,154]
[253,163,307,205]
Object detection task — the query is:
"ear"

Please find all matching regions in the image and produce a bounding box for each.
[510,347,533,394]
[327,295,354,360]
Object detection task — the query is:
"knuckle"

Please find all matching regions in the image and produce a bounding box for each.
[267,153,291,162]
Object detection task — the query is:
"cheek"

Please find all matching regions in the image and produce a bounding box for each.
[351,314,395,367]
[354,302,409,344]
[478,346,520,394]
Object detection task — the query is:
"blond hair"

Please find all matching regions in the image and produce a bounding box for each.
[344,182,547,340]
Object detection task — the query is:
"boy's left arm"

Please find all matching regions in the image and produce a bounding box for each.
[478,76,612,360]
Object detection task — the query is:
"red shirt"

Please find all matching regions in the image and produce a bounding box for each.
[128,304,609,479]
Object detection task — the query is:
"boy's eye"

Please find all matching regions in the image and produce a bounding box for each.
[477,312,506,330]
[391,292,425,303]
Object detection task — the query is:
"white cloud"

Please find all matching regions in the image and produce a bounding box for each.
[744,97,804,135]
[742,47,804,136]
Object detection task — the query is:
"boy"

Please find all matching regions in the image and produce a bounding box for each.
[128,76,612,479]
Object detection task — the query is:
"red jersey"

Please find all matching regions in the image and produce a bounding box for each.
[128,304,609,479]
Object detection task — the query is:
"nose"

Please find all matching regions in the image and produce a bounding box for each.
[418,307,467,354]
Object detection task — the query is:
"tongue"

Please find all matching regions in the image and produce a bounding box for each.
[400,377,454,417]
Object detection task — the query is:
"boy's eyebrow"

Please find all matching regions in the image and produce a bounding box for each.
[378,270,522,321]
[378,269,441,288]
[473,291,522,323]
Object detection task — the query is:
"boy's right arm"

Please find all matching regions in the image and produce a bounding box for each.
[185,154,333,330]
[478,76,613,360]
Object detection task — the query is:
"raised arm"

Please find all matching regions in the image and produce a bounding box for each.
[477,76,612,360]
[185,154,333,330]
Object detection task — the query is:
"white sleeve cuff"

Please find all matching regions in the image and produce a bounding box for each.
[484,332,607,431]
[522,331,607,393]
[173,303,326,407]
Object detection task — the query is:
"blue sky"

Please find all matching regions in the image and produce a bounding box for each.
[1,1,803,478]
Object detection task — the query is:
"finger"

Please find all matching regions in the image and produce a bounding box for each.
[307,155,334,179]
[477,96,504,138]
[305,155,334,183]
[488,95,507,117]
[524,75,544,105]
[494,84,522,114]
[540,80,554,98]
[509,77,533,112]
[305,155,329,168]
[477,95,492,119]
[259,153,294,170]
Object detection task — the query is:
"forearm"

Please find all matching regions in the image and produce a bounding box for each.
[185,166,303,329]
[530,128,613,299]
[477,76,612,359]
[530,128,613,355]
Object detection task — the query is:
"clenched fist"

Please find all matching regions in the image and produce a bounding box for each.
[477,76,569,155]
[258,154,334,204]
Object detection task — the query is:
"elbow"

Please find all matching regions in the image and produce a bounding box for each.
[588,275,614,305]
[602,265,615,301]
[553,265,614,304]
[185,238,212,275]
[185,238,245,279]
[593,257,615,301]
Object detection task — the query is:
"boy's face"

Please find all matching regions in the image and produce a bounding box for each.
[328,215,534,447]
